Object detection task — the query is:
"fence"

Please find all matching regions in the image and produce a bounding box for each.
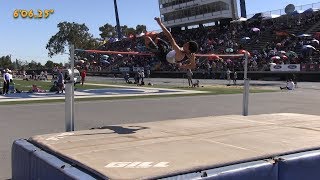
[247,2,320,19]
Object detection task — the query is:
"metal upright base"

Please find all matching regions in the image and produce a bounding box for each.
[65,44,75,132]
[65,82,74,132]
[242,79,250,116]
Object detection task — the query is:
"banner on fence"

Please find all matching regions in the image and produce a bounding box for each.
[111,67,119,71]
[133,67,144,72]
[119,67,130,72]
[300,64,320,71]
[270,64,300,72]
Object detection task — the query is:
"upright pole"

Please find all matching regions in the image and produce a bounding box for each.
[243,52,250,116]
[240,0,247,18]
[114,0,122,40]
[70,45,75,131]
[65,44,75,132]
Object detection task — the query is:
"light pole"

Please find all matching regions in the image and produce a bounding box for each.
[240,0,247,18]
[114,0,122,40]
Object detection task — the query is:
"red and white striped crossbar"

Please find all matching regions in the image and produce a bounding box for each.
[76,49,246,59]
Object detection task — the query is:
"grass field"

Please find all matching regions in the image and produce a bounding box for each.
[0,79,277,105]
[88,81,276,94]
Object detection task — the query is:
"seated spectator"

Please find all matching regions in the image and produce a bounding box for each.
[124,72,130,83]
[280,79,295,90]
[30,84,46,93]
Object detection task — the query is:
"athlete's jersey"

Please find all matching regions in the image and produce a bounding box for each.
[166,50,189,64]
[166,50,176,63]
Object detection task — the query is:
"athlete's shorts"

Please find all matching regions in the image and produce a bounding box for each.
[147,38,170,64]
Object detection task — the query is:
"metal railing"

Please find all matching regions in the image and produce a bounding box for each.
[247,2,320,19]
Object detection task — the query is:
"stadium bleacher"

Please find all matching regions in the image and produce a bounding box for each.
[76,4,320,75]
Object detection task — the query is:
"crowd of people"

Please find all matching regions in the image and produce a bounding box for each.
[75,9,320,74]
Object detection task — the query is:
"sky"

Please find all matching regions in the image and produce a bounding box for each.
[0,0,319,64]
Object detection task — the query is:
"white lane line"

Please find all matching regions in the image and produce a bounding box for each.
[0,87,206,102]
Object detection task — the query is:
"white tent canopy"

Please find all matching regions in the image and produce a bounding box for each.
[230,17,247,23]
[263,14,281,20]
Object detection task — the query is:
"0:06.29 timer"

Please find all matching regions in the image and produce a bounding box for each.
[13,9,54,19]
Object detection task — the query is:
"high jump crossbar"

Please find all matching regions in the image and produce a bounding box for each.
[66,48,249,129]
[75,49,246,59]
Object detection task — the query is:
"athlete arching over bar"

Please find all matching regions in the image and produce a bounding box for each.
[144,17,199,70]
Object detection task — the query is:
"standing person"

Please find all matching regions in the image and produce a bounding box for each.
[140,70,145,85]
[56,69,64,94]
[186,69,193,87]
[226,68,231,85]
[8,70,14,93]
[233,71,237,85]
[44,71,48,80]
[52,66,58,79]
[8,69,13,83]
[292,73,298,88]
[146,69,151,78]
[144,17,199,70]
[22,70,27,79]
[2,69,10,95]
[40,71,44,79]
[81,69,86,86]
[134,71,140,84]
[32,71,36,80]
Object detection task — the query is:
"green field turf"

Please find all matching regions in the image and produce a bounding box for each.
[0,80,277,105]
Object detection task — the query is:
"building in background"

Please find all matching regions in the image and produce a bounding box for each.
[158,0,238,30]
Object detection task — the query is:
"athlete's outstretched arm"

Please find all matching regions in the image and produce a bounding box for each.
[154,17,180,52]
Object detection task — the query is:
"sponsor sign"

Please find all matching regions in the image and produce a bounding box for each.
[310,64,315,71]
[105,162,169,168]
[119,67,130,72]
[301,64,307,71]
[133,67,144,72]
[111,67,119,71]
[270,64,300,72]
[46,132,75,141]
[293,64,320,71]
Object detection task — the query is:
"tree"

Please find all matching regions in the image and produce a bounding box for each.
[136,25,147,34]
[28,60,38,69]
[46,22,99,57]
[99,23,116,39]
[124,27,136,37]
[0,55,13,69]
[120,25,129,37]
[36,62,43,70]
[119,25,137,37]
[45,60,54,69]
[15,59,24,69]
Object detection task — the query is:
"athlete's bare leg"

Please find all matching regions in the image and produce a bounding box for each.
[144,36,160,53]
[144,36,153,49]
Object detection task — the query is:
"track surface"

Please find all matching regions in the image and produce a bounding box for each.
[1,78,320,179]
